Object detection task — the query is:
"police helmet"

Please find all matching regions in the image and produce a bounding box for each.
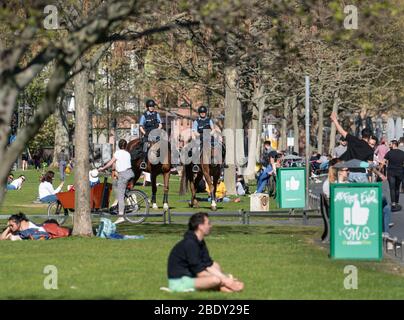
[146,99,156,108]
[198,105,208,114]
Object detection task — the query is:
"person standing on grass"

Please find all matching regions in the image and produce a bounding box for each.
[21,151,28,171]
[99,139,134,224]
[381,140,404,212]
[330,112,375,183]
[57,148,68,181]
[166,212,244,293]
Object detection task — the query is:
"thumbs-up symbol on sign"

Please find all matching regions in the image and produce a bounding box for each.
[343,198,369,226]
[285,176,300,191]
[351,198,369,226]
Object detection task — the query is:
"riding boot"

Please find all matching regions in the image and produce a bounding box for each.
[140,137,148,170]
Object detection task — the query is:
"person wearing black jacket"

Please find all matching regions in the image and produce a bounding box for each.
[330,112,375,182]
[381,140,404,212]
[167,212,244,292]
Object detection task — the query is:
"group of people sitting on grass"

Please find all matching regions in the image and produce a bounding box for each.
[195,174,248,203]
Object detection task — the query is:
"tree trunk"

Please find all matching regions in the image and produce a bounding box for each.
[72,62,93,236]
[0,84,19,204]
[317,98,324,154]
[52,97,70,167]
[245,83,264,180]
[223,66,241,195]
[328,92,340,154]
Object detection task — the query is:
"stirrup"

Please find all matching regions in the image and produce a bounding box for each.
[192,165,199,173]
[140,162,147,170]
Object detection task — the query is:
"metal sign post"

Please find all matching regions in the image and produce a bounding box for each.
[305,76,310,209]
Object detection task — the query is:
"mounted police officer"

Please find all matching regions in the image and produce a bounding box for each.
[191,106,221,172]
[139,99,162,170]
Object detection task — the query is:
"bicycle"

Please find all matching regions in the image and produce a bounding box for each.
[47,172,150,225]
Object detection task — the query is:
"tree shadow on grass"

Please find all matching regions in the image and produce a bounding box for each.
[116,223,319,237]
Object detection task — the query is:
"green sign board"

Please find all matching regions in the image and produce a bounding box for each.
[330,183,382,260]
[276,167,306,209]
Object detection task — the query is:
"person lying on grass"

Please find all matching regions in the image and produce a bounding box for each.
[0,213,49,241]
[0,213,70,241]
[166,212,244,293]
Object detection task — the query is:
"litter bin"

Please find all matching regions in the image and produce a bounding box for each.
[330,183,382,260]
[276,167,306,209]
[250,193,269,211]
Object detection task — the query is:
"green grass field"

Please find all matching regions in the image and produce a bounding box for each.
[1,169,404,299]
[0,169,260,215]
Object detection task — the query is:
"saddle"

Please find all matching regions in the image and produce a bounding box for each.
[188,140,226,165]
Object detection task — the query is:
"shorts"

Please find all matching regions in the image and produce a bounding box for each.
[168,276,195,292]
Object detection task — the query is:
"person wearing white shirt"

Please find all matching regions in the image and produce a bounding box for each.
[6,175,26,190]
[99,139,134,224]
[38,171,64,203]
[0,213,46,241]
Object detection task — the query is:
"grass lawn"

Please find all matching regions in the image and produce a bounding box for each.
[0,169,264,215]
[1,169,404,299]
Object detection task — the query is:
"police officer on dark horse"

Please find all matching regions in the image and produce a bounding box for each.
[182,105,222,211]
[127,99,171,210]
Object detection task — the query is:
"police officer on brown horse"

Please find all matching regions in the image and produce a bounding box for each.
[139,99,162,170]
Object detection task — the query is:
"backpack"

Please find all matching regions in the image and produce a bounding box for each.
[96,218,116,238]
[42,222,71,239]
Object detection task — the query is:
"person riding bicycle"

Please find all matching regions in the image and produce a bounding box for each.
[139,99,162,170]
[191,106,221,172]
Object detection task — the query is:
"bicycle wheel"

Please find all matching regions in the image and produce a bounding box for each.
[123,189,150,224]
[47,201,69,225]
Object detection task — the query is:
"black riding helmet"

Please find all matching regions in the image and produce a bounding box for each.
[198,105,208,114]
[146,99,156,108]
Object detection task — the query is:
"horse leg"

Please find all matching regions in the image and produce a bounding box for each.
[162,169,170,210]
[212,169,220,209]
[131,160,142,185]
[202,164,216,211]
[151,170,158,209]
[188,168,199,208]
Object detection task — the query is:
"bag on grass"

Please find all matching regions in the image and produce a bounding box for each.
[96,218,116,238]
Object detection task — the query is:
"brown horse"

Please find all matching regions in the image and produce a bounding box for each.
[126,138,171,210]
[180,140,222,211]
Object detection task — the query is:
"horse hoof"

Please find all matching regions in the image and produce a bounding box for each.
[152,203,159,210]
[163,203,169,210]
[211,201,217,211]
[188,202,193,208]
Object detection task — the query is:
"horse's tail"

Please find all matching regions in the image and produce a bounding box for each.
[179,165,188,195]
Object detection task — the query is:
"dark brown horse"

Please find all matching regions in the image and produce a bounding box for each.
[126,138,171,210]
[180,140,222,211]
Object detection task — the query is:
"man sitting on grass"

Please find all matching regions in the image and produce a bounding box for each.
[166,212,244,293]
